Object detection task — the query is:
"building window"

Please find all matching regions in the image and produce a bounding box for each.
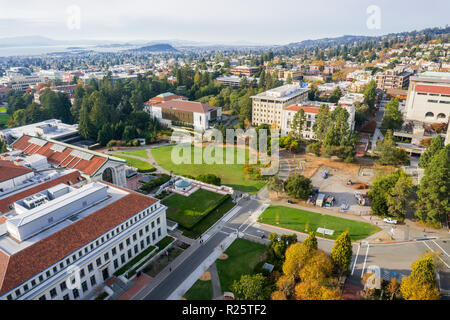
[96,258,102,267]
[63,294,70,300]
[88,263,93,272]
[73,289,79,299]
[50,288,57,298]
[119,243,124,251]
[140,240,145,250]
[7,294,12,300]
[152,232,156,241]
[80,269,85,278]
[146,236,150,245]
[104,252,110,261]
[60,282,67,291]
[60,262,64,269]
[158,228,162,237]
[133,234,137,241]
[39,275,43,282]
[157,218,161,225]
[112,248,117,256]
[151,222,155,229]
[139,230,143,237]
[31,280,36,287]
[90,275,96,286]
[126,238,131,246]
[39,295,46,300]
[127,249,132,259]
[121,254,126,264]
[145,226,149,233]
[113,259,119,269]
[82,281,88,293]
[53,267,57,273]
[134,245,138,254]
[24,284,29,292]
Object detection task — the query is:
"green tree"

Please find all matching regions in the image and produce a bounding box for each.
[312,104,330,142]
[363,79,377,110]
[196,174,221,186]
[418,135,444,169]
[415,145,450,226]
[284,174,313,200]
[291,109,306,139]
[386,175,413,219]
[331,231,353,276]
[382,98,403,130]
[303,232,318,250]
[375,130,408,166]
[231,274,269,300]
[329,86,342,103]
[400,255,440,300]
[267,175,285,196]
[368,169,406,217]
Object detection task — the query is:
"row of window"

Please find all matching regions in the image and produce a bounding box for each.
[6,203,162,300]
[37,226,163,301]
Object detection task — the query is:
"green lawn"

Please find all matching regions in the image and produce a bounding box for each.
[162,189,226,229]
[181,196,236,239]
[119,149,149,159]
[113,154,155,171]
[259,205,381,241]
[184,280,213,300]
[216,239,267,292]
[0,113,10,128]
[151,145,267,193]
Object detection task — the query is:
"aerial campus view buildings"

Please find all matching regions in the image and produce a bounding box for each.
[0,1,449,305]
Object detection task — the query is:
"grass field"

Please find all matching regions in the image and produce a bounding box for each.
[181,196,236,239]
[113,154,155,171]
[259,205,381,241]
[184,280,213,300]
[216,239,267,292]
[151,145,267,193]
[162,189,226,229]
[0,113,10,128]
[119,149,149,159]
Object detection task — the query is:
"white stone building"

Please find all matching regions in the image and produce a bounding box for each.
[0,182,167,300]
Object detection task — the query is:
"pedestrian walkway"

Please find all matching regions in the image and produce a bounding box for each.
[209,263,223,300]
[118,274,152,300]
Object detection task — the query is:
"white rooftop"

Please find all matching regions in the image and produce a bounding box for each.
[252,84,309,102]
[0,120,78,143]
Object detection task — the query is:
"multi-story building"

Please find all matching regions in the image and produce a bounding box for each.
[229,65,259,77]
[215,76,258,87]
[146,100,221,131]
[6,75,43,92]
[400,72,450,146]
[10,135,127,187]
[281,102,355,138]
[375,66,414,91]
[251,84,309,127]
[0,181,167,300]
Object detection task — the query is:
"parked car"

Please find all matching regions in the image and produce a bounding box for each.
[383,218,398,225]
[287,200,295,204]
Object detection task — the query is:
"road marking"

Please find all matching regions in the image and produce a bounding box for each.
[361,244,370,278]
[423,241,450,269]
[351,244,361,276]
[432,240,450,258]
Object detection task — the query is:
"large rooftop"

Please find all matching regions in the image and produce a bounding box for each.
[251,84,309,102]
[411,71,450,83]
[0,182,159,296]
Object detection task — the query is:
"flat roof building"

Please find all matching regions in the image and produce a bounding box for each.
[252,84,310,127]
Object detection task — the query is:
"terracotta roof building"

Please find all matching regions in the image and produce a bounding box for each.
[145,99,222,131]
[0,181,167,300]
[10,135,127,187]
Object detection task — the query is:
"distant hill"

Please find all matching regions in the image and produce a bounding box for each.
[132,43,178,52]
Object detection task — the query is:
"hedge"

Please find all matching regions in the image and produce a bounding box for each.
[183,194,231,230]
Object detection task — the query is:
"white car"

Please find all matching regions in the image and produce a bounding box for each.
[383,218,398,225]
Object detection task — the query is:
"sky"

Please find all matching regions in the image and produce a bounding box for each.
[0,0,449,45]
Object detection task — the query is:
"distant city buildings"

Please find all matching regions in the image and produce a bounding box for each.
[229,65,259,77]
[215,75,258,87]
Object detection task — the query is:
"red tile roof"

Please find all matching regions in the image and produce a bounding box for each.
[416,85,450,95]
[0,171,84,214]
[11,136,111,177]
[145,94,188,105]
[154,100,217,114]
[0,160,33,183]
[284,104,320,114]
[0,184,158,296]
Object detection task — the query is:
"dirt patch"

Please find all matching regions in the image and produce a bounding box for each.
[218,254,229,260]
[199,272,212,281]
[371,232,394,242]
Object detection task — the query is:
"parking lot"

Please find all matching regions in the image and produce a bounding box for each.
[310,166,374,216]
